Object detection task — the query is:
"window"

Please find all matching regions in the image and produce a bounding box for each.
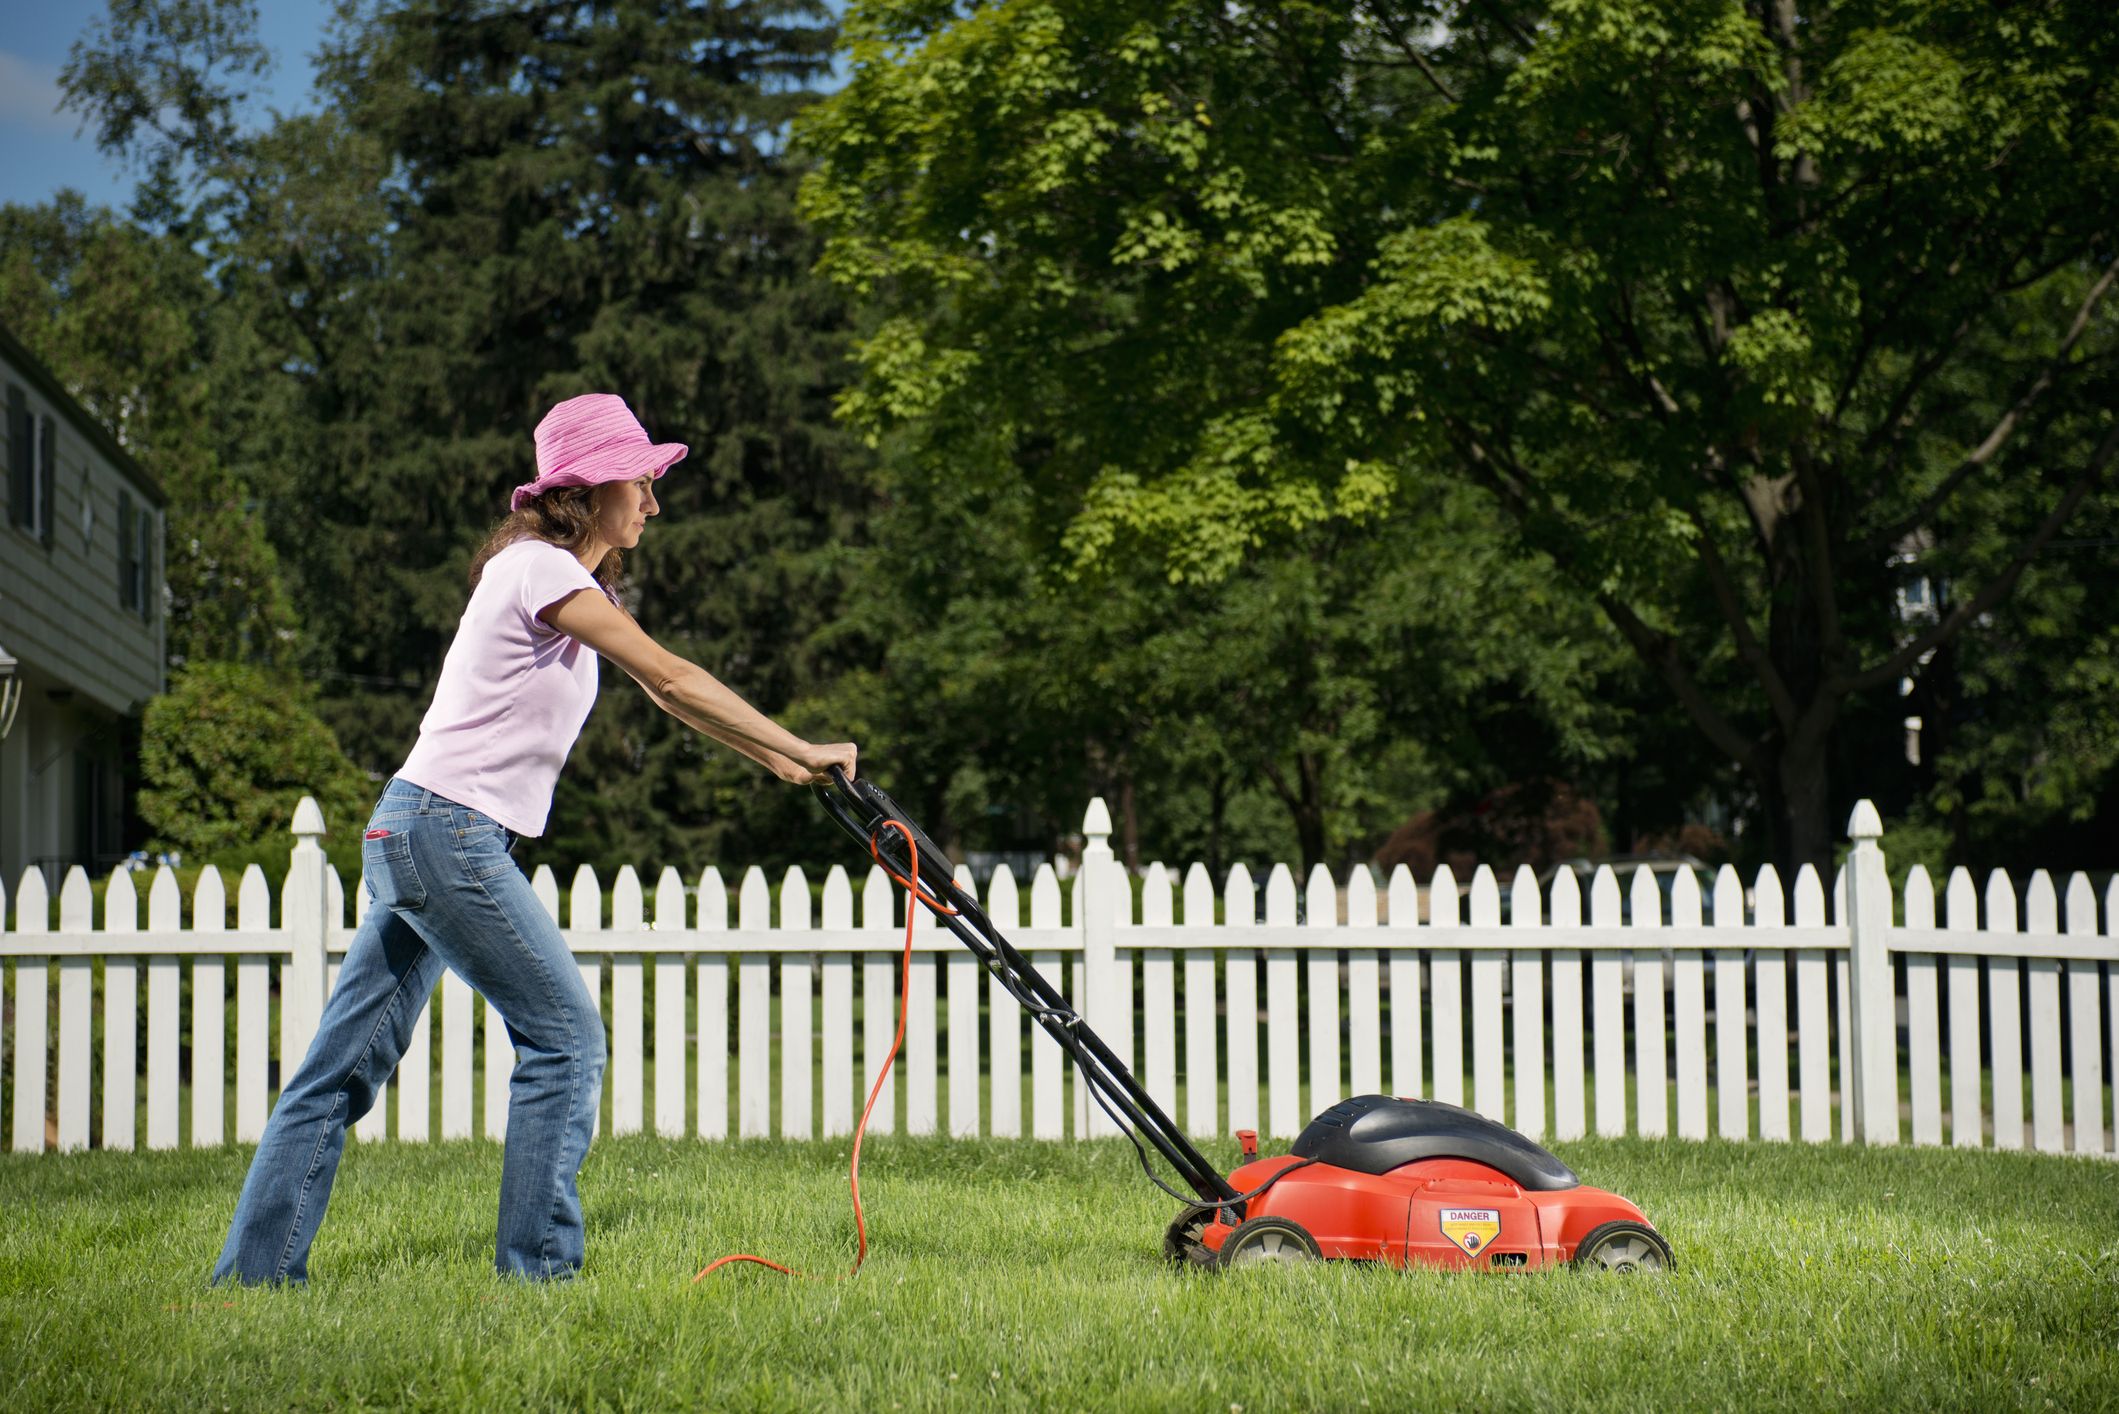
[7,382,31,535]
[6,388,59,543]
[37,414,53,542]
[117,491,157,620]
[118,490,147,613]
[135,498,154,620]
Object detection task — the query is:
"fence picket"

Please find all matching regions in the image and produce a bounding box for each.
[1264,864,1300,1138]
[1306,863,1342,1117]
[611,865,646,1138]
[1630,865,1668,1139]
[11,867,49,1153]
[907,898,939,1136]
[145,868,181,1150]
[190,868,227,1148]
[1142,863,1178,1121]
[1985,870,2024,1150]
[1589,866,1625,1137]
[1711,865,1748,1141]
[1430,865,1464,1109]
[2063,873,2104,1156]
[2024,872,2064,1153]
[1549,868,1584,1141]
[698,866,730,1140]
[1225,863,1259,1135]
[820,865,855,1140]
[1029,863,1064,1139]
[57,868,94,1152]
[986,865,1023,1139]
[1754,867,1789,1142]
[655,867,690,1138]
[737,867,771,1138]
[105,867,140,1151]
[1347,865,1381,1102]
[1793,865,1830,1143]
[1944,868,1982,1148]
[1671,866,1706,1142]
[1386,866,1422,1101]
[1182,864,1220,1135]
[1469,865,1504,1123]
[1902,866,1943,1146]
[1509,865,1545,1140]
[783,866,816,1141]
[862,864,897,1137]
[947,864,977,1138]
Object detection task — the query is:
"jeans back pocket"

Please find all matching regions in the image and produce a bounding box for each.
[362,826,427,911]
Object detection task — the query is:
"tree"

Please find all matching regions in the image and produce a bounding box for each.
[139,660,372,872]
[272,0,862,878]
[798,0,2119,871]
[0,194,300,671]
[821,435,1631,877]
[54,0,871,874]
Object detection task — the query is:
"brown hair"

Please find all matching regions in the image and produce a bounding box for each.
[468,485,625,599]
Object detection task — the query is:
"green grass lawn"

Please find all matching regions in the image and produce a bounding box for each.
[3,1134,2114,1410]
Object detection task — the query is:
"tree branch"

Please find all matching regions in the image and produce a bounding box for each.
[1685,503,1800,731]
[1448,420,1762,771]
[1845,417,2119,695]
[1368,6,1457,103]
[1861,251,2119,556]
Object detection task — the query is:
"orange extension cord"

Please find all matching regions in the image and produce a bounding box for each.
[693,818,952,1284]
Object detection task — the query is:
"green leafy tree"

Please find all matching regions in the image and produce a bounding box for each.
[139,661,373,875]
[799,0,2119,871]
[824,440,1631,877]
[54,0,869,875]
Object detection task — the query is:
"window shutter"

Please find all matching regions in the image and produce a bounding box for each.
[37,414,55,542]
[6,384,25,529]
[118,490,135,609]
[140,507,155,620]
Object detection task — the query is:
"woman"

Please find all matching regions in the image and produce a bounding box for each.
[211,393,856,1284]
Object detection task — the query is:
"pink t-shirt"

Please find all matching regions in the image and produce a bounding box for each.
[396,538,618,837]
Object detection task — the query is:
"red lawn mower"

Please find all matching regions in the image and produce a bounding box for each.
[816,769,1673,1275]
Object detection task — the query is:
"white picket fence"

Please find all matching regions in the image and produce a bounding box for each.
[2,797,2113,1159]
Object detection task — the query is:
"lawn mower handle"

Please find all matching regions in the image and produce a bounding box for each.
[811,766,1241,1211]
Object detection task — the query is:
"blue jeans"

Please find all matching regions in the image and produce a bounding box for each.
[211,777,607,1284]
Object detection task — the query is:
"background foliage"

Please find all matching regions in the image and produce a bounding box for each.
[5,0,2114,887]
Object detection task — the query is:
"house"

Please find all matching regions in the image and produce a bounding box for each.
[0,320,166,890]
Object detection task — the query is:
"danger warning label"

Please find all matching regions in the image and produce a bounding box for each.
[1440,1208,1501,1256]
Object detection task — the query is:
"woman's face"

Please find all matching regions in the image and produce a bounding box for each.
[592,474,659,550]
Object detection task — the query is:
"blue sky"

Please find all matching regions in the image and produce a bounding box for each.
[0,0,338,212]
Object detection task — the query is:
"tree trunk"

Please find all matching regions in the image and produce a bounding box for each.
[1294,752,1326,879]
[1774,737,1836,878]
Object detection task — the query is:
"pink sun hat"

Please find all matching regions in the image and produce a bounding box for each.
[510,393,688,511]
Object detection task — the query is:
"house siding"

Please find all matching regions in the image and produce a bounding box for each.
[0,356,165,717]
[0,326,167,889]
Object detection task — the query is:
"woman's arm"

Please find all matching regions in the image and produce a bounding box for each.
[629,672,812,781]
[541,588,856,783]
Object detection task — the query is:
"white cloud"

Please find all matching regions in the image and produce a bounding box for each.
[0,50,80,135]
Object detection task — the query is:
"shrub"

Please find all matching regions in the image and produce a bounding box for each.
[139,661,376,877]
